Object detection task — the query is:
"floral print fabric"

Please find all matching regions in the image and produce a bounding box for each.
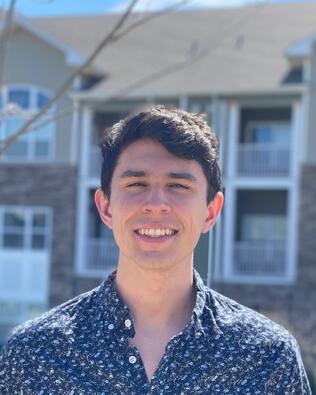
[0,270,311,394]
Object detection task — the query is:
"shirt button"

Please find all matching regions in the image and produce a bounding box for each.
[107,323,114,330]
[129,355,137,364]
[125,319,132,328]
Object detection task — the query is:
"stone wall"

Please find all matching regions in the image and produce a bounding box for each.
[0,164,77,307]
[213,164,316,377]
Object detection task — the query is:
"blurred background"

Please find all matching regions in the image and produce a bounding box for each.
[0,0,315,391]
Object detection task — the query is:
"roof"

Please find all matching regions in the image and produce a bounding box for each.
[286,31,316,59]
[31,3,316,99]
[0,9,85,66]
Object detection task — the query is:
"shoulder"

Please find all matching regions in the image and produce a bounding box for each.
[0,284,103,391]
[1,283,102,363]
[0,282,110,392]
[24,285,100,333]
[201,289,311,394]
[205,288,296,348]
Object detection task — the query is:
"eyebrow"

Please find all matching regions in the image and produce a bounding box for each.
[120,170,197,182]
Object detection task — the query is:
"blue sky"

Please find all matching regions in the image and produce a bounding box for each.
[1,0,315,17]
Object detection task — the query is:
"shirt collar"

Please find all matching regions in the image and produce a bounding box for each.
[96,268,221,340]
[188,269,222,339]
[96,270,136,339]
[192,267,207,320]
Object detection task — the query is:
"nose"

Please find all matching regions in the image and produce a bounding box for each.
[142,185,171,215]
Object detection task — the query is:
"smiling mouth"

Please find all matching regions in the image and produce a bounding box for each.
[135,228,177,238]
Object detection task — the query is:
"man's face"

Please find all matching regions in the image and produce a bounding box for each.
[95,138,223,272]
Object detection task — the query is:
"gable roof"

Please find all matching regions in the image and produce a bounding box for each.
[31,3,316,99]
[286,30,316,60]
[0,9,86,66]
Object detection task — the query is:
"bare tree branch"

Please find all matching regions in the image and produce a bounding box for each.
[0,0,16,88]
[0,0,262,151]
[0,0,194,157]
[13,47,203,136]
[0,0,140,156]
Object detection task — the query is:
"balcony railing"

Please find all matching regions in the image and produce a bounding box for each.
[237,143,290,176]
[85,237,119,273]
[233,240,286,277]
[89,146,103,178]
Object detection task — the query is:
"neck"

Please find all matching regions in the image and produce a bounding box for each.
[115,258,196,333]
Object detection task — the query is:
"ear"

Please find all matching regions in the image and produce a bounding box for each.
[201,192,224,233]
[95,188,113,230]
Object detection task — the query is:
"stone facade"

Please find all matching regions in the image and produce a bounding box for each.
[213,164,316,378]
[0,164,77,307]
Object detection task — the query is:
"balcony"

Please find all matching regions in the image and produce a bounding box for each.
[85,237,119,273]
[237,143,290,177]
[233,240,286,277]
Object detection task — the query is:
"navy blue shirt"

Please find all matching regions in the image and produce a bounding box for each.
[0,270,311,394]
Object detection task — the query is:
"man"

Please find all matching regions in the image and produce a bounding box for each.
[0,106,311,394]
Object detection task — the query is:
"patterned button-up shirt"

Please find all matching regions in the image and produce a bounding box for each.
[0,270,311,394]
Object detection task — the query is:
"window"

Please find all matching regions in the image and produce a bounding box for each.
[245,122,291,145]
[0,207,51,250]
[0,206,52,343]
[0,86,54,161]
[241,214,286,242]
[238,122,291,176]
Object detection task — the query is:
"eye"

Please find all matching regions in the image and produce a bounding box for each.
[127,182,147,188]
[169,183,189,190]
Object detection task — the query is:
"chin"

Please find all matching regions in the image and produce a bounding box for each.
[133,253,176,271]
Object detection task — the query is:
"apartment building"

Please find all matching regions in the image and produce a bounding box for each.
[0,3,316,377]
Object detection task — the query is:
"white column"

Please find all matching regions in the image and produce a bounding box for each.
[179,96,188,111]
[70,99,80,165]
[287,101,301,282]
[300,92,310,164]
[222,186,236,280]
[213,213,223,281]
[207,227,214,288]
[227,102,239,179]
[81,107,93,178]
[223,102,239,280]
[207,98,225,284]
[75,106,93,274]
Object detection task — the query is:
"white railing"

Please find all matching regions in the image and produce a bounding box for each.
[233,240,286,276]
[85,238,119,273]
[237,143,290,176]
[88,146,103,178]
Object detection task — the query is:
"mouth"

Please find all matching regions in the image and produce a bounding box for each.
[134,227,178,238]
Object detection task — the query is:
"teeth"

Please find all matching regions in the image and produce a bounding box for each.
[137,228,175,237]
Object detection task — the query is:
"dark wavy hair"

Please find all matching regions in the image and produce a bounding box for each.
[99,106,222,203]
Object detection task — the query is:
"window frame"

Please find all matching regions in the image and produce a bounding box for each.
[0,205,53,341]
[0,84,56,162]
[241,213,287,242]
[0,206,53,252]
[245,121,291,145]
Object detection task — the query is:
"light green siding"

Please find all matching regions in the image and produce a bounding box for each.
[2,26,73,163]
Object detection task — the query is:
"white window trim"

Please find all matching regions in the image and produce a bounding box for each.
[0,206,53,252]
[244,121,291,144]
[221,101,300,285]
[0,205,53,329]
[0,84,56,162]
